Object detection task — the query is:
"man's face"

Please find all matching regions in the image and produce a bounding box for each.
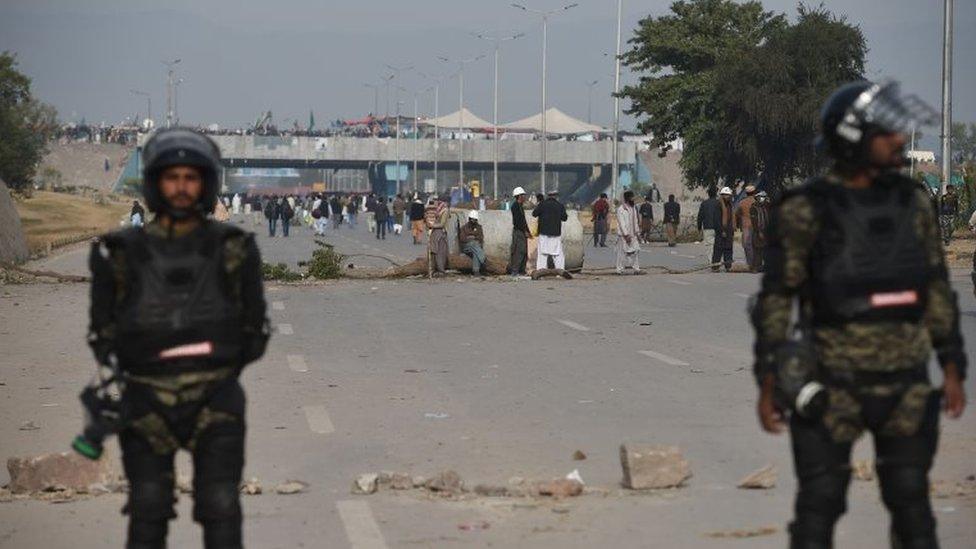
[517,195,525,204]
[159,166,204,210]
[867,130,908,169]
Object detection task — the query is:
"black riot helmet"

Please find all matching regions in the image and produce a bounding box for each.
[818,80,937,167]
[141,127,221,217]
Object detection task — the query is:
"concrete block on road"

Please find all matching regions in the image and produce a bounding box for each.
[619,444,691,490]
[6,451,116,493]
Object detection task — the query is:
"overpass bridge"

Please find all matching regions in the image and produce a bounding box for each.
[137,134,638,201]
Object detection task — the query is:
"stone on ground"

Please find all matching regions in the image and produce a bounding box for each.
[352,473,379,494]
[737,465,777,489]
[7,452,116,494]
[533,478,584,498]
[619,444,692,490]
[275,480,308,495]
[425,470,464,494]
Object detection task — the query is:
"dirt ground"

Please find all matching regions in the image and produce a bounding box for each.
[12,191,129,252]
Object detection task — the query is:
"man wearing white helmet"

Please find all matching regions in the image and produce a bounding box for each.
[507,187,532,277]
[712,186,735,271]
[459,210,487,275]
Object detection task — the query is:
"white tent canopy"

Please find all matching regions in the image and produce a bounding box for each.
[423,108,492,130]
[503,108,606,134]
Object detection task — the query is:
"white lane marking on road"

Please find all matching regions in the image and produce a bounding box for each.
[337,500,388,549]
[557,319,590,332]
[668,279,692,286]
[639,350,690,366]
[272,301,285,311]
[678,254,696,259]
[287,355,308,373]
[303,405,335,434]
[735,293,751,299]
[278,323,293,335]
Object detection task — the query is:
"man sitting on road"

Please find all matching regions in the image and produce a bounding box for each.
[459,210,487,275]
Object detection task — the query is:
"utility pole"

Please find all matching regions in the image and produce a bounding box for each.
[940,0,953,195]
[611,0,623,202]
[474,31,524,199]
[174,78,184,125]
[413,91,421,193]
[395,88,405,196]
[512,3,578,194]
[162,58,181,128]
[381,74,395,119]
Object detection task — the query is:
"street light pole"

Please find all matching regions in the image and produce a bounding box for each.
[129,89,151,128]
[395,87,406,196]
[420,72,445,192]
[381,74,395,119]
[512,3,578,194]
[364,83,380,115]
[940,0,953,195]
[611,0,624,202]
[414,91,421,193]
[474,32,524,200]
[439,55,485,190]
[162,58,181,128]
[174,78,184,125]
[585,80,599,124]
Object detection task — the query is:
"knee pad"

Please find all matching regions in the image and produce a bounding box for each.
[796,469,850,517]
[124,480,176,521]
[878,466,936,542]
[193,482,241,523]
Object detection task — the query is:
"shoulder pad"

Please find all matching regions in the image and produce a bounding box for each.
[781,176,832,202]
[98,226,144,250]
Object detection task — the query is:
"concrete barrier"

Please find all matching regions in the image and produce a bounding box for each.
[448,209,584,271]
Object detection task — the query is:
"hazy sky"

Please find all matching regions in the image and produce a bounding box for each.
[1,0,973,138]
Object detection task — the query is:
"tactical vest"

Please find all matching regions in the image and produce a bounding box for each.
[110,222,245,371]
[805,176,930,325]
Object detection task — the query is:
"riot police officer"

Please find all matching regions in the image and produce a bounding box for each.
[752,81,967,548]
[86,128,269,548]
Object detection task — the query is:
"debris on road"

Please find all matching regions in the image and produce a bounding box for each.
[473,484,511,497]
[240,477,262,495]
[425,470,464,495]
[572,450,587,461]
[737,465,777,489]
[619,444,692,490]
[457,521,490,531]
[931,478,976,499]
[378,471,413,490]
[565,469,585,485]
[352,473,379,494]
[705,525,778,538]
[7,451,116,494]
[533,478,584,498]
[275,480,308,495]
[852,460,875,481]
[18,421,40,431]
[424,412,450,419]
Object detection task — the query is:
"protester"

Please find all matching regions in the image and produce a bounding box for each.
[663,194,680,247]
[264,196,281,237]
[508,187,531,277]
[696,187,720,256]
[712,187,735,271]
[280,196,294,237]
[591,193,610,247]
[392,194,406,235]
[533,189,568,271]
[425,197,449,274]
[459,210,487,274]
[375,196,389,239]
[409,197,425,244]
[231,193,241,215]
[638,196,654,243]
[616,190,641,274]
[130,200,146,227]
[749,191,770,272]
[734,185,758,270]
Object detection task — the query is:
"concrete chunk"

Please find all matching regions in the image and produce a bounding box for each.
[7,452,115,494]
[619,444,691,490]
[737,465,777,489]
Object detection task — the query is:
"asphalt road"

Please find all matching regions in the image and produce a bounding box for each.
[2,214,974,548]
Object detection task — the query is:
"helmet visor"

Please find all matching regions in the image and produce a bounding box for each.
[855,81,939,135]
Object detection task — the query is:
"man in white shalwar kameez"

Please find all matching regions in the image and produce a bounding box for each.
[615,190,642,274]
[231,193,241,214]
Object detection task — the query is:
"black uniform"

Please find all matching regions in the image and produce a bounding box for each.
[87,128,269,549]
[752,81,966,549]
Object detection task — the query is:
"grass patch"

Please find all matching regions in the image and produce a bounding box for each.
[13,191,129,251]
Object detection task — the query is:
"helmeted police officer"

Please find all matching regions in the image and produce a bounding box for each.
[752,81,967,548]
[86,128,269,548]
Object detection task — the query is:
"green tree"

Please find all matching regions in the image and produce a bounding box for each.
[621,1,865,190]
[716,5,866,190]
[621,0,785,188]
[0,51,58,190]
[951,122,976,169]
